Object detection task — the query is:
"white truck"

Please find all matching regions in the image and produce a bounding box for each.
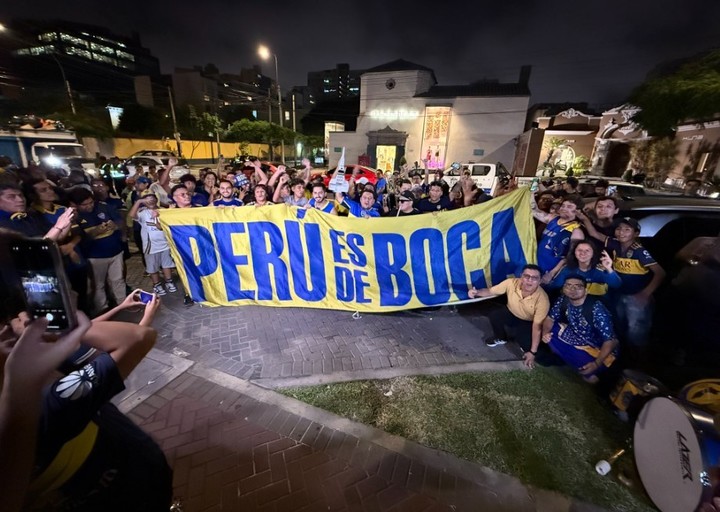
[0,128,95,175]
[442,161,513,195]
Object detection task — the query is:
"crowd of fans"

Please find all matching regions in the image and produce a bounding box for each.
[0,155,666,378]
[467,176,666,387]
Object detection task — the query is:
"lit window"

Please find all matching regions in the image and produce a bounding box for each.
[15,45,55,56]
[67,46,92,59]
[92,53,116,65]
[90,42,114,55]
[38,32,57,42]
[116,50,134,62]
[60,33,88,48]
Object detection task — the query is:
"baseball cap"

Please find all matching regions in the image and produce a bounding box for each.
[616,217,641,232]
[234,175,249,188]
[399,191,415,202]
[356,177,369,185]
[136,176,151,184]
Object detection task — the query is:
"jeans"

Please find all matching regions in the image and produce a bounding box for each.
[615,294,653,348]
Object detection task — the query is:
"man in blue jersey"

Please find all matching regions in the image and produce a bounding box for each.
[213,180,244,207]
[69,188,127,315]
[335,188,380,218]
[531,194,585,275]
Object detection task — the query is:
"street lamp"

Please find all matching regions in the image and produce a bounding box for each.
[258,44,285,163]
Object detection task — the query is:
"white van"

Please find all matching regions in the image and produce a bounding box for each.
[442,162,512,195]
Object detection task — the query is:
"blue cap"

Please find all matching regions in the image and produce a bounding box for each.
[136,176,151,184]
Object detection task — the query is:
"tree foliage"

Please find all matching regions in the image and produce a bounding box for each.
[630,50,720,136]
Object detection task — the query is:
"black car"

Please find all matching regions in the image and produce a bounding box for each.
[611,195,720,276]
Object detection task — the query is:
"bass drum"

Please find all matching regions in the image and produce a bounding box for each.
[634,396,720,512]
[609,369,669,420]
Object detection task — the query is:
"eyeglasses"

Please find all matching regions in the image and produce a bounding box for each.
[520,274,540,281]
[563,283,586,290]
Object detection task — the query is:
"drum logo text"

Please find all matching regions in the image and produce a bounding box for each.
[676,431,693,481]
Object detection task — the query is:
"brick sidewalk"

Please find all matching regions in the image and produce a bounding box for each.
[126,365,587,512]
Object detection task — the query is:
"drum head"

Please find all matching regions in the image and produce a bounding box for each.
[634,397,703,512]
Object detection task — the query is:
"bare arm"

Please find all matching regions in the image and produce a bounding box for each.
[576,210,607,243]
[128,197,146,220]
[580,338,619,375]
[637,263,666,300]
[43,208,75,241]
[253,161,268,185]
[468,287,495,298]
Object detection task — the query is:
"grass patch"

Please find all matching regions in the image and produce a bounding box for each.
[282,368,655,511]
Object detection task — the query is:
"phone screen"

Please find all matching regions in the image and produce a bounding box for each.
[139,291,153,304]
[10,240,76,332]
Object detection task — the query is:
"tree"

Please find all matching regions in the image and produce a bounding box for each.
[630,138,679,182]
[630,49,720,136]
[116,105,171,137]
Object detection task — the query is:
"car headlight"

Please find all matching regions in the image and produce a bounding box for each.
[44,155,62,167]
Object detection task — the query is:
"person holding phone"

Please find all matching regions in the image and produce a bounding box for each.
[68,188,127,316]
[0,228,170,511]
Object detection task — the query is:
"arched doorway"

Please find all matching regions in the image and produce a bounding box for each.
[604,143,630,177]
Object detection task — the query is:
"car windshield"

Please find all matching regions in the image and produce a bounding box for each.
[35,145,85,158]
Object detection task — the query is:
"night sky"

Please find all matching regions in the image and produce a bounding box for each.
[2,0,719,108]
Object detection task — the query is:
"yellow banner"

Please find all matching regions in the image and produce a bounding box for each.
[158,188,537,312]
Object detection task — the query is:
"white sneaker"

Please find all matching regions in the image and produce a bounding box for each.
[165,280,177,293]
[485,338,507,347]
[153,283,167,296]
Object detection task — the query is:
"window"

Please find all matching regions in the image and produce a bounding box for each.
[92,53,117,66]
[38,32,57,42]
[66,46,92,59]
[15,45,54,56]
[116,50,134,62]
[60,33,88,48]
[470,165,492,176]
[90,42,114,55]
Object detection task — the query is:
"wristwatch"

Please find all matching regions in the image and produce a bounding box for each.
[528,350,537,356]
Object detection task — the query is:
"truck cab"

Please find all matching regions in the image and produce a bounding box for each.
[442,162,512,195]
[0,129,95,175]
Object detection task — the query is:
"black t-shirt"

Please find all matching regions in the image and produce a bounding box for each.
[416,196,453,213]
[0,209,50,237]
[30,352,172,511]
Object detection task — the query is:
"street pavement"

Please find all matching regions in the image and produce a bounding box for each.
[112,255,607,511]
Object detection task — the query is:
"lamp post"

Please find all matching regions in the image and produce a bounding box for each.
[258,44,285,163]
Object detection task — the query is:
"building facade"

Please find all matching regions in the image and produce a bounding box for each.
[328,60,531,172]
[2,19,160,104]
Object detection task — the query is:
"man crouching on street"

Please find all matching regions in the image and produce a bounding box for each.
[468,264,551,368]
[541,275,619,384]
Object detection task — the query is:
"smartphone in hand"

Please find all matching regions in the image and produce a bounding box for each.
[138,290,154,304]
[9,238,78,333]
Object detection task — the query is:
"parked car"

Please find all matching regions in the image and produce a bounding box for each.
[323,164,379,188]
[578,176,646,198]
[123,155,191,180]
[596,195,720,275]
[129,149,177,164]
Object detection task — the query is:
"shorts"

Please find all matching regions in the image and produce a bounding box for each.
[145,249,175,274]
